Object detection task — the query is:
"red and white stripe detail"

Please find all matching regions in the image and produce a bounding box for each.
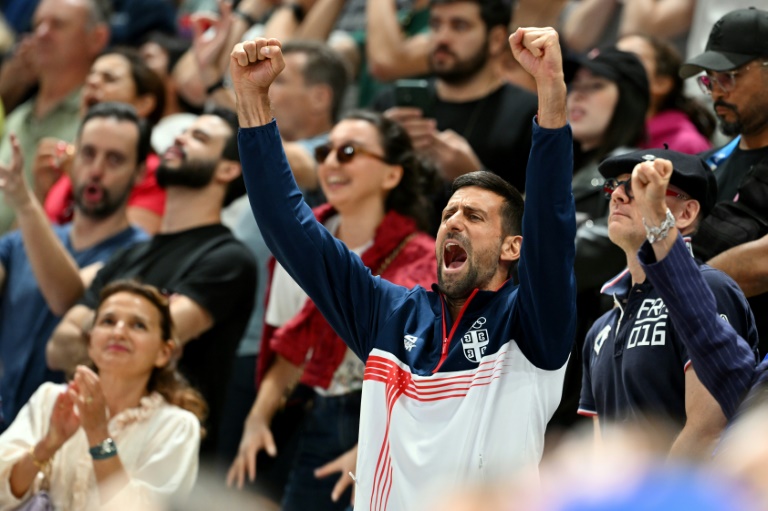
[365,347,512,509]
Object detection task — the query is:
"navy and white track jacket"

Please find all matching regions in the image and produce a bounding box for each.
[240,119,576,511]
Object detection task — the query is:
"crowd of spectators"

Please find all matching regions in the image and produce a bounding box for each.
[0,0,766,510]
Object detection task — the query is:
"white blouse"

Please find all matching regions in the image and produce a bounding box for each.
[0,383,200,510]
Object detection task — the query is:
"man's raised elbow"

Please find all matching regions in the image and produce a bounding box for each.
[368,60,402,82]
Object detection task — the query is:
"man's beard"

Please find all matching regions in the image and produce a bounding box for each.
[74,183,132,219]
[156,158,218,189]
[429,40,489,86]
[715,99,768,138]
[436,236,500,299]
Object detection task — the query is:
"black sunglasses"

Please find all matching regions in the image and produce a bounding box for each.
[603,178,689,200]
[314,143,387,165]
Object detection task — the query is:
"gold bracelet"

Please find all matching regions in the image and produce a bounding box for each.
[28,446,51,472]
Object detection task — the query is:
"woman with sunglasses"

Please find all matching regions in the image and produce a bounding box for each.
[227,110,438,510]
[0,280,205,510]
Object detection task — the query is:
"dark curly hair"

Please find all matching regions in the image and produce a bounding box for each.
[90,280,208,436]
[635,34,716,140]
[341,110,442,233]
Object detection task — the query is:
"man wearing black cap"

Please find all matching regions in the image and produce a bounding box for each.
[577,148,758,458]
[679,7,768,353]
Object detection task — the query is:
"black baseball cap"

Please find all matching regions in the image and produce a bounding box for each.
[598,148,718,215]
[565,47,649,95]
[680,7,768,78]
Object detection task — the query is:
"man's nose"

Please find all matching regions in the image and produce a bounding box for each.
[611,184,631,204]
[35,21,52,38]
[444,211,464,231]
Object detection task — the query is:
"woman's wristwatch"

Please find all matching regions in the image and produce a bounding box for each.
[89,438,118,460]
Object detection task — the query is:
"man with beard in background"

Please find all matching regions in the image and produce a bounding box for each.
[0,103,148,430]
[47,108,257,459]
[377,0,538,195]
[679,7,768,354]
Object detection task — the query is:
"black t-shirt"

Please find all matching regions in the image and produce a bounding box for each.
[82,224,257,455]
[375,81,538,193]
[703,144,768,202]
[699,143,768,354]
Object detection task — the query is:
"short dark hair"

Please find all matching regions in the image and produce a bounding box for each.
[343,110,441,233]
[283,41,350,123]
[451,170,524,237]
[632,34,717,140]
[451,171,524,279]
[80,102,150,165]
[429,0,512,30]
[140,31,189,73]
[100,47,166,127]
[204,106,245,206]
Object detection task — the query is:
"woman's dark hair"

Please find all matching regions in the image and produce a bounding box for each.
[140,31,189,73]
[594,77,649,162]
[342,110,441,233]
[91,280,208,435]
[100,47,166,127]
[639,34,717,140]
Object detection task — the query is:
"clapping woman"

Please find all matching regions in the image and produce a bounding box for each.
[0,280,205,510]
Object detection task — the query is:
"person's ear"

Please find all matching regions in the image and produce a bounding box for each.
[132,94,158,121]
[500,234,523,263]
[155,339,174,368]
[381,164,404,192]
[650,75,674,102]
[488,25,509,57]
[673,199,701,233]
[87,24,110,57]
[215,161,242,184]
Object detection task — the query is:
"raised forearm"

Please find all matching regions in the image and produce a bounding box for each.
[707,234,768,297]
[619,0,694,39]
[562,0,618,52]
[16,200,84,316]
[366,0,430,81]
[536,80,568,129]
[46,306,93,375]
[236,90,274,128]
[294,0,346,40]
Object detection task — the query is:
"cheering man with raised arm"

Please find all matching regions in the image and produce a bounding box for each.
[231,28,575,511]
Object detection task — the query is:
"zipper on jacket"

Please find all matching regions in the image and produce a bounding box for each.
[433,289,479,373]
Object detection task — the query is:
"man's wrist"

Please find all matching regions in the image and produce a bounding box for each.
[643,208,676,244]
[535,80,567,128]
[236,92,273,127]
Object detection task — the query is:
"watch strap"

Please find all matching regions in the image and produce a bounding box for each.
[89,437,118,460]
